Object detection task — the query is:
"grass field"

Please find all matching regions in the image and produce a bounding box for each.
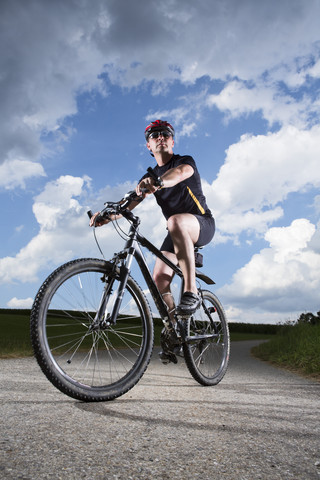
[252,322,320,380]
[0,309,274,359]
[2,310,319,381]
[0,311,34,358]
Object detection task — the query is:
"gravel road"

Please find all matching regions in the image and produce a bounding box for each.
[1,340,319,480]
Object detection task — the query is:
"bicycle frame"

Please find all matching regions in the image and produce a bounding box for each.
[99,208,215,329]
[31,186,229,402]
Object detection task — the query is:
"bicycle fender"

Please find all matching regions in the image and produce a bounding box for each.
[195,269,215,285]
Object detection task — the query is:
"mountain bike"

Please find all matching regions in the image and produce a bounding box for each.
[30,177,230,402]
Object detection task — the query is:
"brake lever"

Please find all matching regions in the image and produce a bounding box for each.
[87,206,113,222]
[87,186,150,222]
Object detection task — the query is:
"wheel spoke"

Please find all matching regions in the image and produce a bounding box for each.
[182,290,230,386]
[30,259,153,401]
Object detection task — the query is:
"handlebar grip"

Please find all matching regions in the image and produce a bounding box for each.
[147,167,158,180]
[88,210,106,224]
[147,167,163,188]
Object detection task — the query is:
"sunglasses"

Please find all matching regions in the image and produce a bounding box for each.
[148,131,173,139]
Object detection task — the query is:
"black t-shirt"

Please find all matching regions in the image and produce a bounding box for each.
[140,154,212,220]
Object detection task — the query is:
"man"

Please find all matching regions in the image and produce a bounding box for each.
[90,119,215,318]
[138,119,215,317]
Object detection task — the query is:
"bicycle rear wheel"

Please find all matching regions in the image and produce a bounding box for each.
[181,290,229,386]
[30,258,154,401]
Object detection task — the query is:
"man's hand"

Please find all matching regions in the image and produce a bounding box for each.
[136,177,159,197]
[89,212,110,227]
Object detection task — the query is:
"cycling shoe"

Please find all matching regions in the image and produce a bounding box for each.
[159,350,178,364]
[176,291,201,315]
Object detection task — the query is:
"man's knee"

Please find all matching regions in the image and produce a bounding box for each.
[167,213,200,242]
[167,214,185,233]
[153,252,177,291]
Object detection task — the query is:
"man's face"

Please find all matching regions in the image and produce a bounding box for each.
[146,131,174,155]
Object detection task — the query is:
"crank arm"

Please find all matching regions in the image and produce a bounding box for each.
[184,333,220,344]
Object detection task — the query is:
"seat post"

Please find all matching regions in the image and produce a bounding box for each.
[178,277,185,304]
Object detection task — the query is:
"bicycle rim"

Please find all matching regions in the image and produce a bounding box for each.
[30,258,154,401]
[182,290,230,386]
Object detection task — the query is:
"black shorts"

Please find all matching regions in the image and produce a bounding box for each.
[160,214,215,253]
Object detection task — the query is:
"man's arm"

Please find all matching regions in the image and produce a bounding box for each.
[136,164,194,195]
[161,164,194,188]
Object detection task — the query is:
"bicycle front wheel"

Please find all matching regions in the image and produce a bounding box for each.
[181,290,229,386]
[30,258,154,401]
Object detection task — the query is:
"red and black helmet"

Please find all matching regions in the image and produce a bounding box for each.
[144,119,175,140]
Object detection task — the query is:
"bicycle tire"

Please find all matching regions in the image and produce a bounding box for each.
[30,258,154,402]
[181,290,229,386]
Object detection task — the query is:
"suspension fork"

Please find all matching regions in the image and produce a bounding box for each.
[108,244,135,325]
[92,273,116,328]
[93,231,137,329]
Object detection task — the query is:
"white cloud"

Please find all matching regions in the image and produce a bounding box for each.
[0,176,165,285]
[179,122,197,137]
[1,0,320,190]
[308,224,320,254]
[265,219,316,262]
[0,0,108,188]
[225,305,298,325]
[313,196,320,214]
[1,0,320,320]
[146,89,209,135]
[7,297,33,309]
[15,225,24,233]
[33,175,86,229]
[204,125,320,241]
[0,159,46,189]
[206,79,319,129]
[308,58,320,78]
[218,219,320,315]
[0,175,94,284]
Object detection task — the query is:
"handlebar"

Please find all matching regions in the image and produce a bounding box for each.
[87,167,161,223]
[87,190,142,222]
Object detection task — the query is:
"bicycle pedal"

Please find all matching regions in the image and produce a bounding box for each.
[159,351,178,365]
[175,313,191,321]
[172,345,183,357]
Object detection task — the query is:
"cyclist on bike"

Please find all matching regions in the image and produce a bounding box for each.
[90,119,215,318]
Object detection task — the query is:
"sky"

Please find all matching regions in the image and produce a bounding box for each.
[1,0,320,324]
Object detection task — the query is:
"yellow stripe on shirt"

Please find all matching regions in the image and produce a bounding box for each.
[187,187,205,214]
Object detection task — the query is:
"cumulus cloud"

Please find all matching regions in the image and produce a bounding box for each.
[7,297,34,309]
[308,58,320,78]
[0,175,94,284]
[33,175,86,229]
[1,0,320,190]
[219,219,320,314]
[203,125,320,241]
[0,175,164,285]
[1,0,320,320]
[0,0,108,188]
[104,0,320,85]
[0,159,46,189]
[207,79,320,129]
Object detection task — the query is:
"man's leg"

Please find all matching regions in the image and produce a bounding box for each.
[153,251,177,322]
[153,252,181,363]
[167,213,200,295]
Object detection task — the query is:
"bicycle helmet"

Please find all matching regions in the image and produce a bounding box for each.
[144,120,175,140]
